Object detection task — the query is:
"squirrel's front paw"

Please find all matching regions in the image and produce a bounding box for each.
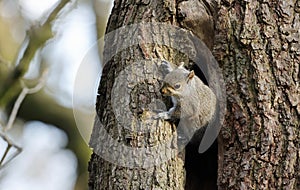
[152,111,171,120]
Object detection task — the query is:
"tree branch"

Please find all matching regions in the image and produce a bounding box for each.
[0,0,72,170]
[0,0,72,107]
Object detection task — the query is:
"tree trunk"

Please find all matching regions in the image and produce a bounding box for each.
[89,0,219,189]
[215,0,300,189]
[89,0,299,189]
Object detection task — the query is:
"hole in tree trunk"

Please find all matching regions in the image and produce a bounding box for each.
[184,140,218,190]
[184,63,218,189]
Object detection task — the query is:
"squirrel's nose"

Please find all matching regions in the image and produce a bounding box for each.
[160,87,167,95]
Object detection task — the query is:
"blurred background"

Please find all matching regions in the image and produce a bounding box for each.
[0,0,113,189]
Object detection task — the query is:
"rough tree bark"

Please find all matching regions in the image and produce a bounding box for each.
[215,0,300,189]
[89,0,299,190]
[89,0,218,190]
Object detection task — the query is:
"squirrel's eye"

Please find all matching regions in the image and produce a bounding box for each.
[174,84,181,89]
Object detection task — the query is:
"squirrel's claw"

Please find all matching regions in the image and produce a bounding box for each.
[152,111,171,120]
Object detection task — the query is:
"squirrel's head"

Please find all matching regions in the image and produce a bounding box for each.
[160,62,195,97]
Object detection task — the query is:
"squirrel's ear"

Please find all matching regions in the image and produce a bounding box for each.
[161,60,173,74]
[188,70,195,81]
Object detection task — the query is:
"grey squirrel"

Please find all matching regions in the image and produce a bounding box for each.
[154,60,217,144]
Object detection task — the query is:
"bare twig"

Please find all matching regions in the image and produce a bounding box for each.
[0,0,73,170]
[4,89,28,133]
[4,69,48,132]
[0,130,22,169]
[0,69,48,169]
[0,0,72,107]
[0,69,47,170]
